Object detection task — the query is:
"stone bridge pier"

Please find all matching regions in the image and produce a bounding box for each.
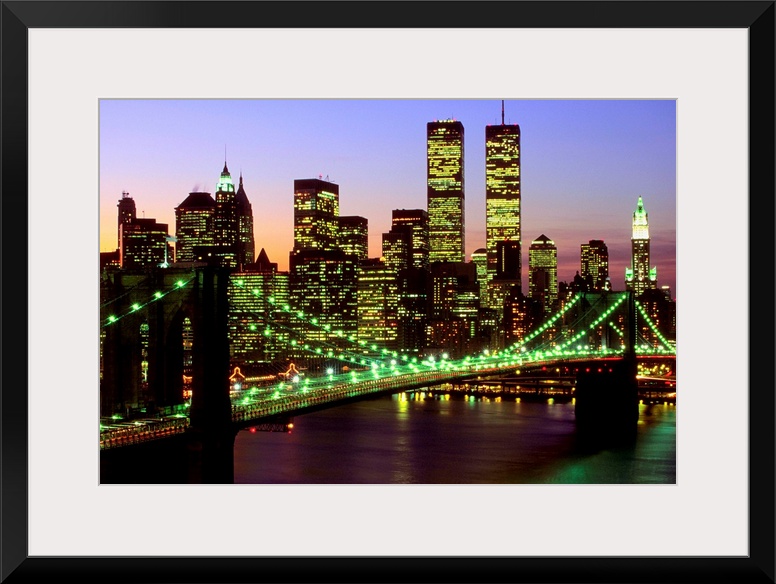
[100,265,238,484]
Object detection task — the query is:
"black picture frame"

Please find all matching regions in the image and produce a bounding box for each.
[2,1,773,583]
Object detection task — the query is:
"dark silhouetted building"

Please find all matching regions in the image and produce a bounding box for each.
[235,173,256,268]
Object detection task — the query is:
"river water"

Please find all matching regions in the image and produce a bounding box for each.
[233,390,676,484]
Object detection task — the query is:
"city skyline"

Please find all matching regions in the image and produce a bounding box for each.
[99,99,677,297]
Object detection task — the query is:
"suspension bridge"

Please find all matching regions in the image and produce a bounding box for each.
[99,266,675,482]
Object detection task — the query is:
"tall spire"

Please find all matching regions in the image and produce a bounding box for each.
[501,99,505,125]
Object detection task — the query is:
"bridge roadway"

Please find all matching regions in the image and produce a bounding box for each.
[100,353,673,450]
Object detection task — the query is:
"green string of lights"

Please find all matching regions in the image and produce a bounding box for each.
[101,277,195,328]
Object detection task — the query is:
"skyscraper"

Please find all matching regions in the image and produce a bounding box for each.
[357,258,398,351]
[117,191,136,243]
[228,249,290,368]
[293,178,340,251]
[119,217,170,269]
[174,191,216,262]
[290,178,356,352]
[427,120,464,263]
[338,215,369,261]
[382,229,412,274]
[528,234,558,315]
[470,248,488,308]
[235,173,255,268]
[391,209,429,269]
[625,196,657,296]
[290,248,358,348]
[581,239,610,291]
[213,162,238,267]
[485,106,521,295]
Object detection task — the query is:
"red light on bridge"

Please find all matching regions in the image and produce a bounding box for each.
[249,427,256,433]
[598,368,602,373]
[541,366,546,371]
[585,368,590,373]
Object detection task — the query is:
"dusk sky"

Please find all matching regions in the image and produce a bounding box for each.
[99,99,676,297]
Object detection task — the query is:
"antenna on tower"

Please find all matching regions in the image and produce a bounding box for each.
[501,100,505,125]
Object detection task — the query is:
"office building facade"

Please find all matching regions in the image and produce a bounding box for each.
[427,120,465,263]
[528,234,559,315]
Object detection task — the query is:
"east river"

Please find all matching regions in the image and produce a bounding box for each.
[233,389,676,484]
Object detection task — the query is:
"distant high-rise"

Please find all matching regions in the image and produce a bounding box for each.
[485,107,521,293]
[357,258,398,351]
[625,196,657,296]
[117,191,136,243]
[174,191,216,262]
[213,162,238,267]
[228,249,290,367]
[427,120,465,263]
[581,239,609,291]
[338,215,369,261]
[235,173,255,268]
[427,261,479,357]
[528,234,558,315]
[391,209,429,269]
[382,229,412,274]
[290,249,357,349]
[119,217,170,269]
[470,249,488,307]
[293,178,340,251]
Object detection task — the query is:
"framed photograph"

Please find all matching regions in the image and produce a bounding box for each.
[2,1,773,583]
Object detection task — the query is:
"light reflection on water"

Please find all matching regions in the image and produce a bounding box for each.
[233,392,675,485]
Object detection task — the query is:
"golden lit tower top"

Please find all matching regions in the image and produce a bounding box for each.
[625,196,657,296]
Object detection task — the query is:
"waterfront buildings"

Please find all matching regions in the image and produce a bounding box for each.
[228,249,290,369]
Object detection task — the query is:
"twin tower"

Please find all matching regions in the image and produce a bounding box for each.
[428,113,522,309]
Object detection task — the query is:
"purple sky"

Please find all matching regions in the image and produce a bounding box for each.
[99,99,676,297]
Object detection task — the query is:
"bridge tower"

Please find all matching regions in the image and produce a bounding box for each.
[186,266,236,483]
[574,291,639,438]
[100,265,237,483]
